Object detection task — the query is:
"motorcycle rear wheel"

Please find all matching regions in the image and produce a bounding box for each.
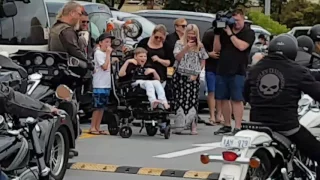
[46,127,70,180]
[245,150,272,180]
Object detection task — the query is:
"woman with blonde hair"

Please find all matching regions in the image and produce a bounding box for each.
[173,24,209,135]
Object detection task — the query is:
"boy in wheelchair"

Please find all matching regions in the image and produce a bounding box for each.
[118,47,170,110]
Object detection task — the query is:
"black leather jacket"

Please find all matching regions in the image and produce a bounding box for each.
[245,53,320,131]
[0,83,52,118]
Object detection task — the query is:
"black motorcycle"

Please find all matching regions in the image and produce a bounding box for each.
[0,52,79,180]
[0,96,69,180]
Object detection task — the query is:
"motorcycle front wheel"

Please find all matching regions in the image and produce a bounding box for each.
[245,150,272,180]
[46,127,70,180]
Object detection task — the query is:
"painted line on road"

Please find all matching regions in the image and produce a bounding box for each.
[68,162,219,179]
[79,129,114,139]
[153,142,221,159]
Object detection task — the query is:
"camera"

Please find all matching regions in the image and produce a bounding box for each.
[213,10,235,29]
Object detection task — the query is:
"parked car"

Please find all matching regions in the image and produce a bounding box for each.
[45,0,112,41]
[134,10,252,39]
[287,26,311,38]
[111,10,155,46]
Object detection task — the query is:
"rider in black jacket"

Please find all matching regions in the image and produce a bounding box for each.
[244,34,320,179]
[0,83,57,118]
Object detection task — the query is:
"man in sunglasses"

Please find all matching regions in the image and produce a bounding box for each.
[78,11,94,60]
[77,11,94,94]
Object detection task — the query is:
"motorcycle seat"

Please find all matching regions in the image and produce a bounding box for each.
[242,122,292,149]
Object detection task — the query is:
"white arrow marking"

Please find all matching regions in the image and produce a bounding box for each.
[153,142,221,159]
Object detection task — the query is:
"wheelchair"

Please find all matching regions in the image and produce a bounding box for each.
[108,51,174,139]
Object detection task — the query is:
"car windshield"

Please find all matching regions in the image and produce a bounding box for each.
[122,16,155,38]
[0,0,49,45]
[294,30,309,38]
[89,12,112,40]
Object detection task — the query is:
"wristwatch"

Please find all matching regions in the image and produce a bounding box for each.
[229,33,234,38]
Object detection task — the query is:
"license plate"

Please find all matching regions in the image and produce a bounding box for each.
[221,136,251,149]
[38,70,48,75]
[221,175,234,180]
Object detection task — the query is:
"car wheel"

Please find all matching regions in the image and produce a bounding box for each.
[46,127,70,180]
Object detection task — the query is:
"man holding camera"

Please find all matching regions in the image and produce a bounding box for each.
[213,9,255,135]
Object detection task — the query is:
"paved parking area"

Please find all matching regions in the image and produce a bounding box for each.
[65,111,245,179]
[65,110,320,180]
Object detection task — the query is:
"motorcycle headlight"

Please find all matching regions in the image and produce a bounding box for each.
[45,57,54,66]
[298,98,311,106]
[34,56,43,65]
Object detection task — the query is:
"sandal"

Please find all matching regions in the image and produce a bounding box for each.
[89,131,100,135]
[205,119,216,126]
[99,130,110,135]
[190,131,198,135]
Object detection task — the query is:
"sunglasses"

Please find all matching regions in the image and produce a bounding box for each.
[154,36,164,41]
[176,24,187,28]
[82,21,89,24]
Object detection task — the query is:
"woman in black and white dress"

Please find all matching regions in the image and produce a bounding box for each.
[173,24,209,135]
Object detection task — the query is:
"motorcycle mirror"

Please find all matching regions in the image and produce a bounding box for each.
[56,85,73,101]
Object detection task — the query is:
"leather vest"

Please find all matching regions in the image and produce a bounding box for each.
[48,22,71,52]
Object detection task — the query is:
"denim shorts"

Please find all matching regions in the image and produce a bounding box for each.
[205,71,216,93]
[215,75,245,101]
[93,88,110,109]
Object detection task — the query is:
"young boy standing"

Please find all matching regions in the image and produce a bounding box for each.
[90,33,114,135]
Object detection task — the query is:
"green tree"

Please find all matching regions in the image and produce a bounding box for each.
[280,0,320,28]
[164,0,250,13]
[257,0,286,21]
[248,11,289,34]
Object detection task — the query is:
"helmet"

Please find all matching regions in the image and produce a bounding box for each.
[309,24,320,42]
[268,33,298,60]
[297,35,314,54]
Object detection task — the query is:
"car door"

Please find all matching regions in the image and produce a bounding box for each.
[142,16,176,34]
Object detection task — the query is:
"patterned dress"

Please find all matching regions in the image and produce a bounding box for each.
[172,41,209,133]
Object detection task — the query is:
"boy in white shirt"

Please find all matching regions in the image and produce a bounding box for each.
[90,33,114,135]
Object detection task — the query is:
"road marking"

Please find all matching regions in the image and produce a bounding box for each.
[68,162,220,179]
[79,129,111,139]
[79,133,96,139]
[153,142,221,159]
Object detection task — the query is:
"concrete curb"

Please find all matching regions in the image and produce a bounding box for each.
[68,162,219,179]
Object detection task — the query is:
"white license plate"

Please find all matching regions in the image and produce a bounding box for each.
[221,136,251,149]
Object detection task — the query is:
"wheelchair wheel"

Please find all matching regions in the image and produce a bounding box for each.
[119,126,132,138]
[146,126,158,136]
[164,125,171,139]
[108,114,120,136]
[108,126,119,136]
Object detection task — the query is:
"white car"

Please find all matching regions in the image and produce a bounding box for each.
[287,26,311,38]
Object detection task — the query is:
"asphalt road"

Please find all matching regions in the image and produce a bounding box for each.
[64,109,320,180]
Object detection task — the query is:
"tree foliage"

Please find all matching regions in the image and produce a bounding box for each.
[279,0,320,28]
[164,0,250,13]
[248,11,289,34]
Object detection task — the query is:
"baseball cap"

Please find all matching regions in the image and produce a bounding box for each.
[96,33,115,43]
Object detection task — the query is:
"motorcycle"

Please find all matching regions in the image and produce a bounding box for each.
[0,86,71,180]
[298,94,320,129]
[201,121,317,179]
[0,52,79,180]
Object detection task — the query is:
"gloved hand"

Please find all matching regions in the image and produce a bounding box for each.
[87,62,94,71]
